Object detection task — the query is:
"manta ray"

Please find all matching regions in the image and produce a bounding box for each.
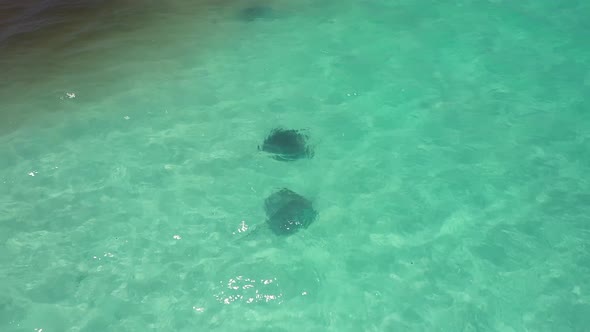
[264,188,318,235]
[237,5,273,21]
[259,128,314,161]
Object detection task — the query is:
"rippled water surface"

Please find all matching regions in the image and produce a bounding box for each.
[1,1,590,331]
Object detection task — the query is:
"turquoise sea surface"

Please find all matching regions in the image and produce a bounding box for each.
[1,0,589,331]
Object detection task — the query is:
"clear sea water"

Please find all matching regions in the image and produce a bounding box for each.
[1,0,589,331]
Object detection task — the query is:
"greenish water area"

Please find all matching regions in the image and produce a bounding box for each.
[1,0,590,331]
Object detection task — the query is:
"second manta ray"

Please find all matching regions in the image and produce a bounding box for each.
[259,128,314,161]
[264,188,318,235]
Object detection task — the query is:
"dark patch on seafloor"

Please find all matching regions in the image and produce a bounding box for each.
[264,188,318,236]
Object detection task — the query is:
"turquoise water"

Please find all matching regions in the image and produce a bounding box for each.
[1,0,590,331]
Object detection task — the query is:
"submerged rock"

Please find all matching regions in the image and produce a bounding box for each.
[259,128,314,161]
[264,188,317,235]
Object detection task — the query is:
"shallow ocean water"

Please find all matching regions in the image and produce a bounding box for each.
[1,0,590,331]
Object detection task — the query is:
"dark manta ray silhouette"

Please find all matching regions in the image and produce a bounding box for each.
[259,128,314,161]
[237,5,273,21]
[264,188,318,236]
